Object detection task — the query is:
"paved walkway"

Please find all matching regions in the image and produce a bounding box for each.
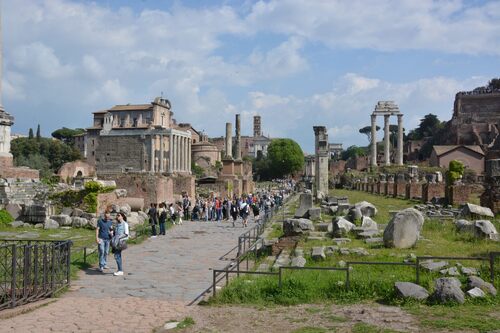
[0,221,251,333]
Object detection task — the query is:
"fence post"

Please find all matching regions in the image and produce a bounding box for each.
[50,244,55,296]
[212,270,217,298]
[34,245,39,294]
[66,242,71,285]
[83,247,87,265]
[278,267,282,289]
[225,268,229,286]
[237,259,240,278]
[11,244,17,308]
[23,245,30,299]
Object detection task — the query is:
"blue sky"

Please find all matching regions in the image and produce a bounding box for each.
[3,0,500,153]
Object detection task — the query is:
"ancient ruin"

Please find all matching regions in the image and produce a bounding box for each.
[370,101,404,167]
[313,126,329,199]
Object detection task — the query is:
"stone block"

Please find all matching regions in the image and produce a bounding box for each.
[311,247,326,260]
[383,208,425,249]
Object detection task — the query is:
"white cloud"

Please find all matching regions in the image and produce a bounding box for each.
[88,79,128,105]
[245,0,500,55]
[11,42,74,79]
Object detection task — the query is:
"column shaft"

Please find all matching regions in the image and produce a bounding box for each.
[159,135,164,172]
[397,114,404,165]
[150,135,156,172]
[188,139,191,174]
[384,114,390,166]
[370,115,377,167]
[168,132,173,173]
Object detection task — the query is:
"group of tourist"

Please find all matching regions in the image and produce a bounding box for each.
[94,181,294,276]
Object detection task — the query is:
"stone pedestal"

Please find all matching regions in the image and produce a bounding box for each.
[448,184,471,206]
[394,182,406,198]
[405,182,422,200]
[422,183,446,203]
[480,158,500,213]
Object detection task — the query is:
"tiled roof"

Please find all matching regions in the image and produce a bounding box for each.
[433,145,484,156]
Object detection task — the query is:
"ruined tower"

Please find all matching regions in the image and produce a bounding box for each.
[313,126,329,199]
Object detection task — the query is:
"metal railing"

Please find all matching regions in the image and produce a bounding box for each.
[211,196,292,297]
[0,239,72,310]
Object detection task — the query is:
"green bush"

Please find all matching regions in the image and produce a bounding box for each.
[447,160,465,184]
[0,209,14,225]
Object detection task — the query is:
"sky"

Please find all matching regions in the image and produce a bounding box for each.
[2,0,500,154]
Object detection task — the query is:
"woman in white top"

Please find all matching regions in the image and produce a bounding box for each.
[113,212,129,276]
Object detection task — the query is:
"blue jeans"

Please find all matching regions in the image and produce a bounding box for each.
[98,239,110,269]
[159,222,166,235]
[114,250,122,271]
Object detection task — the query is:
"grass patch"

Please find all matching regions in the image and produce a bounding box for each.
[268,223,284,239]
[176,317,195,329]
[211,188,500,324]
[330,189,416,224]
[407,304,500,333]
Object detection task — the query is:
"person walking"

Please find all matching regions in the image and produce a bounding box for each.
[158,203,167,235]
[230,199,239,227]
[169,203,177,225]
[96,211,113,272]
[148,203,158,237]
[240,199,249,227]
[112,212,129,276]
[176,201,184,225]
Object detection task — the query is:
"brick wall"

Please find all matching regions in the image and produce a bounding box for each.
[447,185,471,205]
[422,183,446,202]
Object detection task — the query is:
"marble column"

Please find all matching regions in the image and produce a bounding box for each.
[181,137,185,172]
[370,114,377,167]
[235,114,241,160]
[397,114,404,166]
[384,114,390,166]
[188,139,191,174]
[150,135,156,172]
[173,135,177,172]
[159,135,164,172]
[225,122,232,159]
[168,132,173,173]
[176,136,180,171]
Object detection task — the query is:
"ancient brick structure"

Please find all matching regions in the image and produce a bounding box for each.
[422,183,446,203]
[448,90,500,149]
[448,184,472,206]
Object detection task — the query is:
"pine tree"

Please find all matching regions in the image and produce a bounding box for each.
[28,128,34,139]
[36,124,41,140]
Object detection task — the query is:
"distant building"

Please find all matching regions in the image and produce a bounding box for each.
[86,97,192,175]
[429,145,485,174]
[328,143,343,160]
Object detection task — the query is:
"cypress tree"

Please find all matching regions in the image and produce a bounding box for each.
[28,128,34,139]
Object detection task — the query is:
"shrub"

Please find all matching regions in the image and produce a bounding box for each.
[0,209,14,225]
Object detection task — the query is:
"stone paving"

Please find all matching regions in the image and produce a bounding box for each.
[0,221,251,333]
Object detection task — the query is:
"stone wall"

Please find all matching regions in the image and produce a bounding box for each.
[97,173,194,207]
[96,192,145,213]
[96,136,147,173]
[329,160,346,176]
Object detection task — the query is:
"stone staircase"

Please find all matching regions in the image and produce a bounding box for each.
[0,180,49,205]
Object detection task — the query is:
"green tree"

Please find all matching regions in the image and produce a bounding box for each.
[36,124,41,140]
[359,125,380,143]
[15,154,52,179]
[267,138,304,178]
[51,127,85,145]
[488,78,500,90]
[341,145,367,160]
[28,128,34,139]
[11,137,82,178]
[447,160,465,184]
[407,114,444,140]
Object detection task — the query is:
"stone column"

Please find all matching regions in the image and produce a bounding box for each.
[173,135,178,172]
[225,122,233,159]
[168,132,173,173]
[397,114,404,166]
[370,114,377,167]
[159,135,164,172]
[188,138,192,174]
[384,114,390,166]
[234,114,241,160]
[150,135,155,172]
[181,137,186,172]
